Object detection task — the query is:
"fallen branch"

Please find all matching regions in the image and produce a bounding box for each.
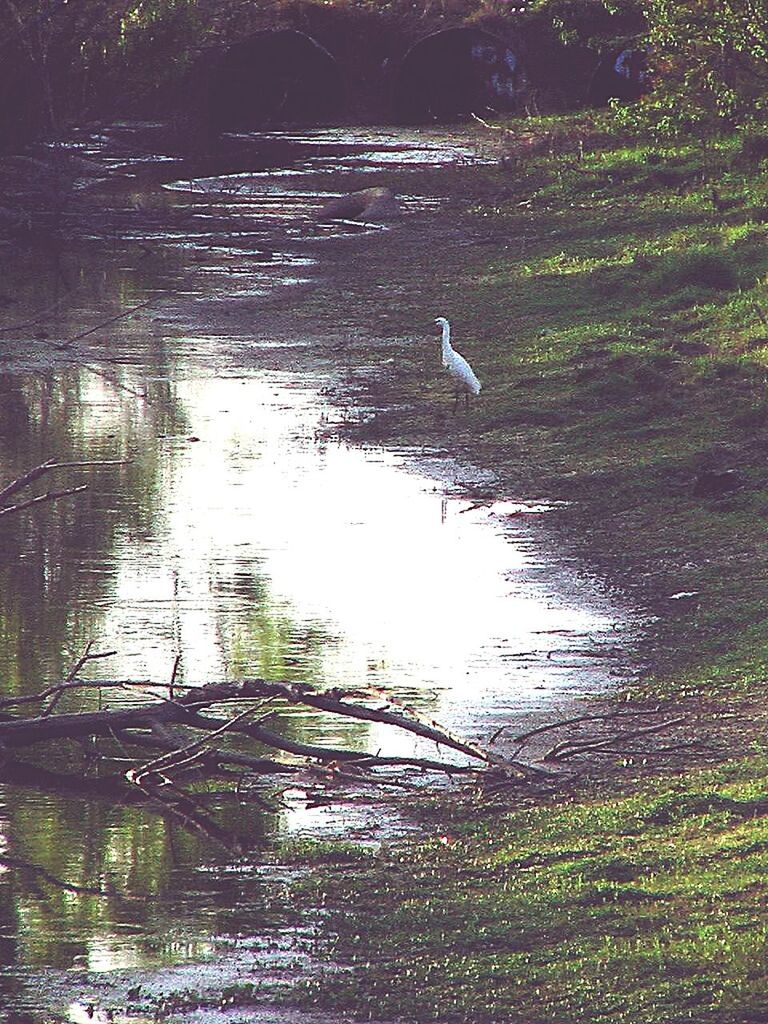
[543,716,687,762]
[187,711,479,774]
[0,678,158,711]
[0,678,551,783]
[115,726,300,777]
[129,702,275,785]
[470,112,515,137]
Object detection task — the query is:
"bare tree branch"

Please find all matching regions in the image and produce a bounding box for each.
[543,717,687,762]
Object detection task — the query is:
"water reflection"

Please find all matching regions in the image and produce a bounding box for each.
[0,360,620,719]
[0,328,628,1006]
[0,124,635,1017]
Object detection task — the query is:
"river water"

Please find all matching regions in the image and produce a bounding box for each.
[0,124,636,1021]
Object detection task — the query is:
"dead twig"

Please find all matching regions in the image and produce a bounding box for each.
[128,703,272,786]
[43,642,118,716]
[470,112,515,137]
[543,716,688,762]
[115,725,298,778]
[169,654,182,700]
[492,705,674,747]
[0,678,160,711]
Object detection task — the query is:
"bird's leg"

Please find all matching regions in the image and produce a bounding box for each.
[452,389,460,415]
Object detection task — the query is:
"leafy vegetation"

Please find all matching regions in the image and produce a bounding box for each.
[641,0,768,128]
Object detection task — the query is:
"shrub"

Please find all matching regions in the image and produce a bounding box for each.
[652,249,740,294]
[740,130,768,163]
[641,0,768,130]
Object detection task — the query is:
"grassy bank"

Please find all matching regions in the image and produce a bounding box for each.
[291,117,768,695]
[295,757,768,1023]
[463,127,768,692]
[272,117,768,1022]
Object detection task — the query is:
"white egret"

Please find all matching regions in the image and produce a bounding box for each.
[435,316,481,411]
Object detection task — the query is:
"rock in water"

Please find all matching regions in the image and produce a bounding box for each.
[317,187,400,223]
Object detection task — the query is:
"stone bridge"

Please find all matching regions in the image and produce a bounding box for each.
[195,24,648,131]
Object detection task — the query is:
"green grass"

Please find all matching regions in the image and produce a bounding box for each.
[293,760,768,1023]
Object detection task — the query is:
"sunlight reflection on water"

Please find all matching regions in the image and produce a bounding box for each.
[76,360,623,755]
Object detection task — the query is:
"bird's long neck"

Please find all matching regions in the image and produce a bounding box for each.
[440,321,453,363]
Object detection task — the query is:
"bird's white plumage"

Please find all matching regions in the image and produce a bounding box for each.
[435,317,481,398]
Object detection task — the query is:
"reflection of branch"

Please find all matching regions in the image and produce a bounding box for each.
[0,295,68,335]
[0,458,130,519]
[0,483,88,518]
[137,779,254,854]
[56,299,154,349]
[0,852,131,900]
[0,759,254,855]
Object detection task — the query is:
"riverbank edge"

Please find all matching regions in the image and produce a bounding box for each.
[255,116,768,1023]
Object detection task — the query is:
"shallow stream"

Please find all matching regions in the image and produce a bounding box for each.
[0,124,637,1022]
